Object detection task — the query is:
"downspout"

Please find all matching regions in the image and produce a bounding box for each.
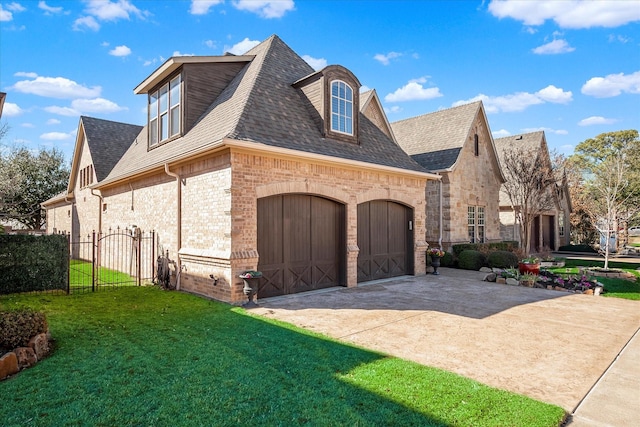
[164,163,182,290]
[90,189,104,234]
[438,173,443,249]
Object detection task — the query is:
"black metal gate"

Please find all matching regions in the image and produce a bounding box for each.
[68,228,156,293]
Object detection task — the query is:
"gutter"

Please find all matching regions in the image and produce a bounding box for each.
[90,189,104,234]
[164,163,182,290]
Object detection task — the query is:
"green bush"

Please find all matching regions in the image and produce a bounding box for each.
[441,251,454,267]
[452,241,518,257]
[0,309,48,349]
[458,250,487,271]
[487,250,519,269]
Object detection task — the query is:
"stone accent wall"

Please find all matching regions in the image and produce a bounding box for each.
[428,116,503,251]
[45,200,72,235]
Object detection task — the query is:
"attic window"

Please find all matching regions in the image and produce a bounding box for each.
[474,134,479,157]
[149,74,181,147]
[330,80,353,135]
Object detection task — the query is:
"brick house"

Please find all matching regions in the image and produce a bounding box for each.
[43,35,440,303]
[391,102,505,251]
[494,131,572,251]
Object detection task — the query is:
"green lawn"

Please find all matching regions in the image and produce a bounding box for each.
[0,287,566,426]
[70,259,139,291]
[547,259,640,300]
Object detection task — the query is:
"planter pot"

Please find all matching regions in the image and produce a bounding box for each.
[431,256,441,275]
[518,262,540,275]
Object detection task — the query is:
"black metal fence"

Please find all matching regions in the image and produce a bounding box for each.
[68,228,156,293]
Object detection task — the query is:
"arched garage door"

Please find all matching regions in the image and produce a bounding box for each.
[257,194,345,298]
[357,200,413,282]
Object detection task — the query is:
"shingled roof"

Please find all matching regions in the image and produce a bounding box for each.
[390,101,482,171]
[101,35,426,185]
[81,116,143,181]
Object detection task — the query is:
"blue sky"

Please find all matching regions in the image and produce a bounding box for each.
[1,0,639,164]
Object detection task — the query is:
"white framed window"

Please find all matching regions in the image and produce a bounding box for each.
[330,80,353,135]
[559,214,565,237]
[477,206,485,243]
[148,74,181,147]
[468,206,476,243]
[468,206,485,243]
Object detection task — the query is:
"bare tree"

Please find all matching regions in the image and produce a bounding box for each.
[501,145,561,256]
[572,130,640,269]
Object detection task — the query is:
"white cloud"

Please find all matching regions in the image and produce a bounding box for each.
[608,34,631,43]
[224,38,260,55]
[492,129,511,137]
[578,116,618,126]
[2,102,24,116]
[84,0,145,21]
[10,75,102,99]
[233,0,295,18]
[109,45,132,57]
[581,71,640,97]
[488,0,640,29]
[0,4,13,21]
[74,0,148,31]
[21,123,34,128]
[44,106,79,116]
[73,15,100,31]
[359,85,371,93]
[46,118,61,125]
[302,55,326,71]
[536,85,573,104]
[384,77,443,102]
[38,1,63,14]
[190,0,223,15]
[454,85,572,113]
[7,3,26,12]
[521,127,568,135]
[15,71,38,78]
[71,98,126,113]
[40,131,75,141]
[172,51,195,57]
[532,39,575,54]
[204,39,217,49]
[374,52,402,65]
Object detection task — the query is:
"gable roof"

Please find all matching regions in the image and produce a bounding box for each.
[101,35,429,186]
[390,101,482,171]
[67,116,143,195]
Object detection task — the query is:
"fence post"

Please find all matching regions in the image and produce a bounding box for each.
[151,230,156,284]
[66,232,71,294]
[92,230,96,292]
[137,230,142,286]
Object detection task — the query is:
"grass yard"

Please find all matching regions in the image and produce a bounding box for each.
[0,287,566,426]
[547,259,640,300]
[69,259,138,291]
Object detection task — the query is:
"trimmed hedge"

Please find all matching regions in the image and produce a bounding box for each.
[458,250,487,271]
[558,244,598,253]
[0,309,48,349]
[0,234,69,294]
[452,241,518,257]
[487,250,519,269]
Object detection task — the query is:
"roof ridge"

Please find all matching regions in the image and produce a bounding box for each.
[391,100,481,125]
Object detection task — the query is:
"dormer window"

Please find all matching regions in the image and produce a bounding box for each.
[330,80,353,135]
[149,74,181,147]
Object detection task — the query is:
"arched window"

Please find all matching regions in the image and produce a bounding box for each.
[330,80,353,135]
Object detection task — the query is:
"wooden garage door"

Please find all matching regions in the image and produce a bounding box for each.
[357,201,413,282]
[257,195,345,298]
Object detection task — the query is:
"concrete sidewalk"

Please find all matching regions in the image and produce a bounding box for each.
[250,268,640,420]
[568,328,640,426]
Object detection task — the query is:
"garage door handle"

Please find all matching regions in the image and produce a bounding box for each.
[409,221,413,231]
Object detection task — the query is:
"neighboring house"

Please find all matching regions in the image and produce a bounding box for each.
[494,131,572,251]
[0,92,5,118]
[391,101,505,251]
[43,35,439,304]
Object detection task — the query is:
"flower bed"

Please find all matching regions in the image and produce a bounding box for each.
[492,268,604,295]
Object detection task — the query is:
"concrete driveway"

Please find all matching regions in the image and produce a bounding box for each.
[250,268,640,414]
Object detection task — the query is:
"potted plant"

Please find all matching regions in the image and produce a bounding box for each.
[427,247,445,275]
[518,256,540,275]
[239,270,262,307]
